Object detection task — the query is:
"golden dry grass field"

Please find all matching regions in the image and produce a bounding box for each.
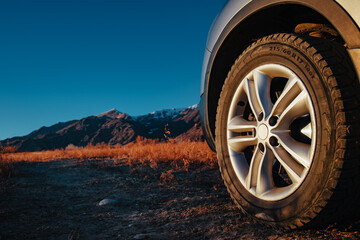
[0,138,216,176]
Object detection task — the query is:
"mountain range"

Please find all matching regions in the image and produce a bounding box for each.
[0,105,202,152]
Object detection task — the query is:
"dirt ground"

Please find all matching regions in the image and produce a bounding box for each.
[1,159,360,240]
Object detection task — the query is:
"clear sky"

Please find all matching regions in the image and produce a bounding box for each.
[0,0,227,140]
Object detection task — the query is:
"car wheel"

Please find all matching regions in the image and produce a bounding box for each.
[216,33,360,229]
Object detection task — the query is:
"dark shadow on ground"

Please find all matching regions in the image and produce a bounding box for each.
[1,159,359,239]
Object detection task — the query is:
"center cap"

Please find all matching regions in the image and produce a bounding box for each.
[258,124,269,140]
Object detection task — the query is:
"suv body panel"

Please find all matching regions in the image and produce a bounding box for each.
[335,0,360,27]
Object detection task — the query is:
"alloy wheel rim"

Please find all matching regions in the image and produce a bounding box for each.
[227,64,316,201]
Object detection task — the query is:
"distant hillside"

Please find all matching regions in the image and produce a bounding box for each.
[0,105,203,152]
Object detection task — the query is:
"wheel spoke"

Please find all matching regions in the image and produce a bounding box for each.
[271,76,302,117]
[276,90,310,128]
[245,146,262,189]
[244,69,272,120]
[276,133,311,169]
[253,70,273,117]
[228,116,257,133]
[255,146,275,196]
[244,78,262,120]
[271,144,306,184]
[228,136,257,152]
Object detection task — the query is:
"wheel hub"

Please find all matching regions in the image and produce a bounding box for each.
[258,124,269,140]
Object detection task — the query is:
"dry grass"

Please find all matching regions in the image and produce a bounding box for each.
[0,137,217,171]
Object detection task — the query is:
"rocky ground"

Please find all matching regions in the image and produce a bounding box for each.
[1,159,360,239]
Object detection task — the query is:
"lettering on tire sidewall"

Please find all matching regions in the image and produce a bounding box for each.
[269,46,315,79]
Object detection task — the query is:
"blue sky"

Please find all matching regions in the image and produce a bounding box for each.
[0,0,226,140]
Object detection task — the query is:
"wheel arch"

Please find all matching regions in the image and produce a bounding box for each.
[204,0,360,148]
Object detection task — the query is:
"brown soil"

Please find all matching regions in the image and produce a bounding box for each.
[1,159,359,239]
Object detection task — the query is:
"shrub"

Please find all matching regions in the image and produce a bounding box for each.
[0,146,17,154]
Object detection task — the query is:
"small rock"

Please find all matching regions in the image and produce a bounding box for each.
[98,198,117,206]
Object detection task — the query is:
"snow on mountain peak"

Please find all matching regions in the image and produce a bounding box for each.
[149,108,185,119]
[189,103,199,109]
[99,104,199,121]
